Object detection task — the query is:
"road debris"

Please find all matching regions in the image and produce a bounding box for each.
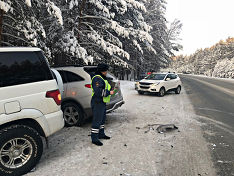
[156,124,178,133]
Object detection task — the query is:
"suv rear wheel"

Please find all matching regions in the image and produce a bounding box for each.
[0,125,43,176]
[175,86,181,94]
[62,102,84,127]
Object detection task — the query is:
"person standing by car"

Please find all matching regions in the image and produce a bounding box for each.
[91,63,115,146]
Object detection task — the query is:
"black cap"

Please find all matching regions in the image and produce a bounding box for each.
[97,63,109,72]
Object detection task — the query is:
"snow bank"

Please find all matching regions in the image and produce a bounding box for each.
[212,58,234,78]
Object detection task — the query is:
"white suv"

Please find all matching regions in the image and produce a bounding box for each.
[136,72,182,97]
[53,66,124,127]
[0,47,64,176]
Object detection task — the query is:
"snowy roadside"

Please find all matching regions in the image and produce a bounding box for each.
[26,81,216,176]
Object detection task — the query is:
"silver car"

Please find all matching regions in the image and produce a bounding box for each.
[53,66,124,126]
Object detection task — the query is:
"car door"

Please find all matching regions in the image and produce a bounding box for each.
[106,73,122,102]
[173,74,180,88]
[57,70,68,97]
[164,74,173,90]
[51,69,64,98]
[63,71,88,99]
[169,74,178,89]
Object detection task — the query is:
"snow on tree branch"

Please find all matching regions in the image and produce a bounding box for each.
[125,0,146,12]
[69,0,78,10]
[0,1,11,12]
[25,0,31,7]
[89,0,111,18]
[87,31,130,60]
[61,31,93,64]
[46,1,63,25]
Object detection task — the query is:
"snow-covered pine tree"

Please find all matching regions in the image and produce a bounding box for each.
[143,0,182,71]
[44,0,93,65]
[73,0,156,68]
[0,0,65,61]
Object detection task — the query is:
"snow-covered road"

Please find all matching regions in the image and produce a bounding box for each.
[26,81,216,176]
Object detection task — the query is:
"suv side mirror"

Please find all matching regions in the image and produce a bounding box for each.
[166,78,171,81]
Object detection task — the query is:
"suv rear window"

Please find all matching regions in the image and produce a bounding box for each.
[83,67,117,80]
[83,67,97,78]
[0,51,53,88]
[57,70,84,83]
[170,74,177,79]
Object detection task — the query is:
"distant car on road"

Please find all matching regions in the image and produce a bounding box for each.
[136,72,182,97]
[53,66,125,126]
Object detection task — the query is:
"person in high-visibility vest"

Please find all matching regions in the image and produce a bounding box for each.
[91,63,115,146]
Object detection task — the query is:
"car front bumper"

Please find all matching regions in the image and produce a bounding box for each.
[137,85,160,93]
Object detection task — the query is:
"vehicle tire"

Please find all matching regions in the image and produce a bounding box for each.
[175,86,181,94]
[62,102,84,127]
[0,125,43,176]
[138,91,144,95]
[158,87,165,97]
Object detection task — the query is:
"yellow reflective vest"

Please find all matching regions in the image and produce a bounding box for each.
[91,75,111,103]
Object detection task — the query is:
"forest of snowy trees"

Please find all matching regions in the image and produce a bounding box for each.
[0,0,182,78]
[169,37,234,79]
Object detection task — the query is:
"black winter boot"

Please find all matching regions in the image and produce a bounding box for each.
[92,140,103,146]
[99,135,111,140]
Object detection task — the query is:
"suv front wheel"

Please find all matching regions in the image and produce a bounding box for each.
[0,125,43,176]
[62,102,84,127]
[158,87,165,97]
[138,91,144,95]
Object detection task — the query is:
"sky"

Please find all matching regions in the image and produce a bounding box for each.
[166,0,234,55]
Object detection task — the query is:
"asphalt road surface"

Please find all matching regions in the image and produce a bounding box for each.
[180,75,234,176]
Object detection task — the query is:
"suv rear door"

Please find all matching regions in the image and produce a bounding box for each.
[0,51,58,116]
[57,70,86,98]
[169,74,179,89]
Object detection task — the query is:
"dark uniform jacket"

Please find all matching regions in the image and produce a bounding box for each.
[91,74,110,103]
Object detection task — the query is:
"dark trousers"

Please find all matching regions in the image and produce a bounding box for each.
[91,98,106,141]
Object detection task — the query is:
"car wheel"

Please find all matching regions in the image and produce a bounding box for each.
[0,125,43,176]
[158,87,165,97]
[175,86,181,94]
[62,102,84,127]
[138,91,144,95]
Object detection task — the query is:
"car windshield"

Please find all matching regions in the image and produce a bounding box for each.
[145,74,166,80]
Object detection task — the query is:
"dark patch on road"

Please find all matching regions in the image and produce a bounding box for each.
[180,75,234,176]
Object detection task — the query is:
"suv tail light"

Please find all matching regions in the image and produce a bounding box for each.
[85,84,92,88]
[46,89,61,105]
